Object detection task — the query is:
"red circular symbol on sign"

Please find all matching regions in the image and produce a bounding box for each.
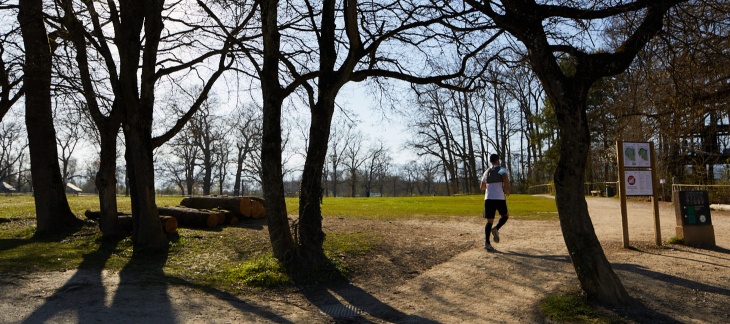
[627,176,636,185]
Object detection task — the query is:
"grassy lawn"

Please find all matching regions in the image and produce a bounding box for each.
[291,194,558,220]
[0,194,557,291]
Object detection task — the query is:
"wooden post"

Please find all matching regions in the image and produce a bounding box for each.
[617,141,630,248]
[650,142,662,246]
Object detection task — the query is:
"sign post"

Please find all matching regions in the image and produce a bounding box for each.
[616,141,661,248]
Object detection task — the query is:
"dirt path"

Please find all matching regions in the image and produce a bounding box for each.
[1,197,729,323]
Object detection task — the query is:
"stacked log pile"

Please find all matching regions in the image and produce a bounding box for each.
[180,196,265,219]
[84,196,263,232]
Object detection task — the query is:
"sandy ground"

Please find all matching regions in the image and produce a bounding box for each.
[1,197,729,323]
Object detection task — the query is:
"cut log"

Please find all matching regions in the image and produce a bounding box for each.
[218,209,238,225]
[86,210,178,234]
[179,196,266,219]
[159,215,179,233]
[113,215,177,234]
[157,206,222,228]
[84,210,126,221]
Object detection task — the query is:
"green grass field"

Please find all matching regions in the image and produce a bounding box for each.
[0,194,557,290]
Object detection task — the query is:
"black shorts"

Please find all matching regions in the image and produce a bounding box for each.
[483,199,508,219]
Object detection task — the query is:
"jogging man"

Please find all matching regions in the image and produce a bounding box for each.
[480,154,510,251]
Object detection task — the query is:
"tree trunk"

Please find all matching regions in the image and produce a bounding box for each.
[125,126,168,250]
[97,132,123,237]
[552,91,633,305]
[260,0,297,266]
[116,0,167,252]
[203,152,212,195]
[19,0,81,236]
[233,151,244,196]
[299,100,332,262]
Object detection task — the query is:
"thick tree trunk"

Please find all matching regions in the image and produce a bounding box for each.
[260,0,297,266]
[298,101,332,262]
[97,132,123,237]
[125,124,168,250]
[19,0,81,236]
[553,95,633,305]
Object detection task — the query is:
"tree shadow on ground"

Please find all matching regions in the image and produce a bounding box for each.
[163,276,297,323]
[613,263,730,297]
[0,238,32,252]
[236,217,266,230]
[501,250,571,263]
[501,250,683,323]
[21,237,122,323]
[631,245,730,267]
[19,236,297,323]
[301,282,439,323]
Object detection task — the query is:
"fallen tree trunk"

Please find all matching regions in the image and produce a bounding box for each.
[220,210,238,225]
[179,196,265,219]
[157,206,223,228]
[84,210,125,221]
[86,210,178,234]
[116,215,178,234]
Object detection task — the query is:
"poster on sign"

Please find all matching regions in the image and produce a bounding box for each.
[624,170,653,196]
[623,142,651,168]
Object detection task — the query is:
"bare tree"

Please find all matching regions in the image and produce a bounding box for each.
[54,104,85,185]
[188,100,226,196]
[0,9,24,122]
[326,117,355,197]
[56,0,246,248]
[0,118,27,186]
[465,0,687,304]
[230,104,262,196]
[19,0,82,236]
[361,142,389,197]
[160,131,200,195]
[342,130,366,197]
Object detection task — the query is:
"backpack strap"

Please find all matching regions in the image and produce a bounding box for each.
[486,166,503,183]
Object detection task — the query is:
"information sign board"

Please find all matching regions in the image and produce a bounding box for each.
[624,170,653,196]
[622,142,651,168]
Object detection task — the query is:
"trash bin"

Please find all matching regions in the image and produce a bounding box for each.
[605,187,615,197]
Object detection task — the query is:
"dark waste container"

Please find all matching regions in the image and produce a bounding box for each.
[605,187,615,197]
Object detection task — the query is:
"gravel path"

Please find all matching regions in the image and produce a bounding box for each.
[1,197,728,323]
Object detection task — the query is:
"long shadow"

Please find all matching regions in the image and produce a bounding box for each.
[0,238,33,252]
[631,246,730,268]
[301,282,439,323]
[110,246,295,323]
[613,263,730,297]
[501,251,682,323]
[237,217,266,230]
[110,249,176,323]
[501,250,571,263]
[688,245,730,260]
[22,237,121,323]
[163,277,296,323]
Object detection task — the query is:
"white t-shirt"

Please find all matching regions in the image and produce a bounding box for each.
[481,165,508,200]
